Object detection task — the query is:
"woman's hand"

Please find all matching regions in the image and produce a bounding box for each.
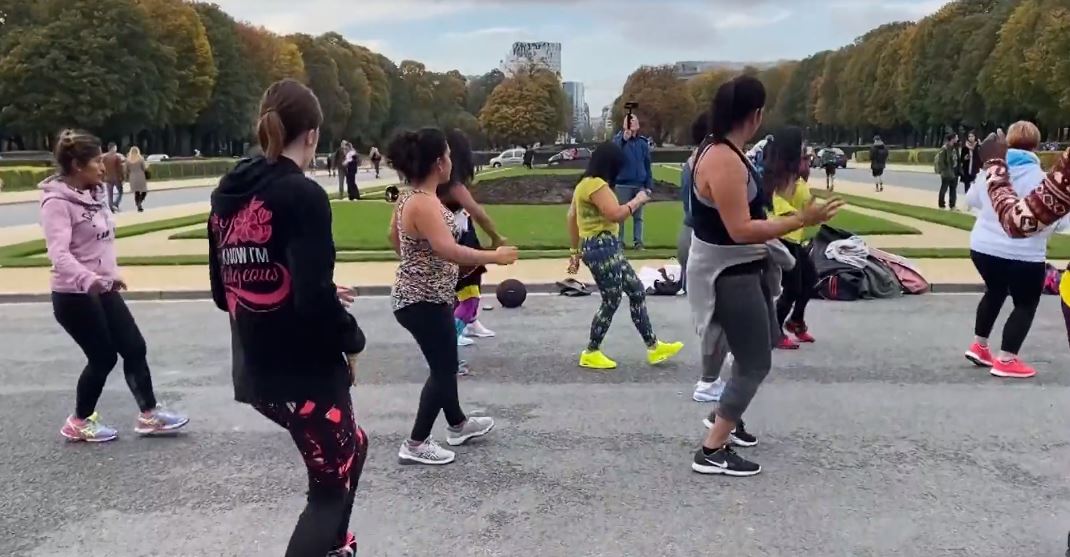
[633,190,651,206]
[798,198,844,226]
[336,286,356,308]
[978,130,1008,166]
[346,354,359,386]
[111,278,128,292]
[567,253,581,275]
[494,246,519,265]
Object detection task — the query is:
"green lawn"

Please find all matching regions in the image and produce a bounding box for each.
[170,201,917,250]
[812,189,1070,258]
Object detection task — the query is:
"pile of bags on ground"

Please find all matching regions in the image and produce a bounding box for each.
[809,225,929,301]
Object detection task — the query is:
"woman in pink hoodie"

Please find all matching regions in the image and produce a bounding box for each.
[41,130,188,443]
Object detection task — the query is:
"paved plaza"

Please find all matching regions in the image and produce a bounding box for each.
[1,294,1068,556]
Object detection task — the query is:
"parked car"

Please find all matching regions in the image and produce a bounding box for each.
[489,148,526,168]
[547,147,592,165]
[146,154,170,162]
[812,148,847,169]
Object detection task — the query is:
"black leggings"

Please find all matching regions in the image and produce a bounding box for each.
[133,191,148,208]
[971,250,1045,354]
[395,302,466,442]
[345,165,360,200]
[52,291,157,419]
[255,394,368,557]
[776,240,815,328]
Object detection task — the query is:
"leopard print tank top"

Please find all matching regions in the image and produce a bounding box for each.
[391,189,460,310]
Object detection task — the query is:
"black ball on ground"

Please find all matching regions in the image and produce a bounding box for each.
[385,185,400,202]
[496,279,527,308]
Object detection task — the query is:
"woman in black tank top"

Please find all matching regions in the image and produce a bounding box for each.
[688,76,843,478]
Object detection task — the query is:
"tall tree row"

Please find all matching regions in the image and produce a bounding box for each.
[0,0,550,155]
[670,0,1070,146]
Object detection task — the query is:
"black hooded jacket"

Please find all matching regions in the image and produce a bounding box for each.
[208,156,364,403]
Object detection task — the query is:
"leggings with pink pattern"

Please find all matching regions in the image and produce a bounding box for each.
[254,393,368,557]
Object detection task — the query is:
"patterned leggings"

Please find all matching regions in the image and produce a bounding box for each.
[254,393,369,557]
[581,233,656,351]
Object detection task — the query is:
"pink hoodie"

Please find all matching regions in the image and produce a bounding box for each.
[39,175,119,293]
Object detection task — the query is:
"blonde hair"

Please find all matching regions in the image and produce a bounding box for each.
[1007,121,1041,152]
[127,146,143,164]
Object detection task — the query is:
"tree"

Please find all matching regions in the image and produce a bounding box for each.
[614,65,695,146]
[193,3,261,155]
[291,34,349,146]
[687,68,735,117]
[467,69,506,116]
[352,45,390,143]
[480,69,567,147]
[136,0,215,128]
[319,33,371,144]
[773,52,826,128]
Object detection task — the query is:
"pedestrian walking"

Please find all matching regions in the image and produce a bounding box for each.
[344,144,360,201]
[208,79,368,557]
[370,146,382,179]
[936,133,960,210]
[42,130,188,444]
[869,135,889,192]
[101,142,125,211]
[125,146,149,212]
[334,141,348,197]
[960,131,981,195]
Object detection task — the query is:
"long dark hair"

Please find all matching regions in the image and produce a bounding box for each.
[445,129,474,186]
[582,142,625,189]
[709,76,766,143]
[387,127,448,184]
[762,126,804,204]
[256,79,323,162]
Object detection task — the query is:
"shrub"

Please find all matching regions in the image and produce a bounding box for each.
[0,167,54,192]
[148,159,236,181]
[853,148,1062,169]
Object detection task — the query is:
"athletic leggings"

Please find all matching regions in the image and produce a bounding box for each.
[581,233,656,351]
[133,191,148,209]
[713,271,774,423]
[254,394,368,557]
[970,250,1045,354]
[52,291,157,419]
[395,302,467,442]
[775,240,815,329]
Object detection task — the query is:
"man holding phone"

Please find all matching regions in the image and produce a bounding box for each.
[613,113,654,249]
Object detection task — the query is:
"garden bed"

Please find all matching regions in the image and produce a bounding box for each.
[470,173,679,205]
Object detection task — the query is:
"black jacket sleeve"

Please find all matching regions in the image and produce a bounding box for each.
[286,184,366,355]
[208,217,228,312]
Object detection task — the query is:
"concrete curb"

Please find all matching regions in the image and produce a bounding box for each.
[0,281,986,304]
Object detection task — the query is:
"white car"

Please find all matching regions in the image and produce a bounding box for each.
[146,154,170,162]
[489,148,525,168]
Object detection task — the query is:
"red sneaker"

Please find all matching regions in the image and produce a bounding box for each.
[786,321,815,343]
[776,336,800,350]
[990,358,1037,379]
[964,343,993,367]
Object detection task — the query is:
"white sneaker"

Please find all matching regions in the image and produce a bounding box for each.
[693,378,726,402]
[398,438,455,465]
[446,416,495,446]
[458,335,474,347]
[464,320,496,338]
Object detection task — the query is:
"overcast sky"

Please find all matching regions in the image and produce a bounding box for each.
[211,0,946,114]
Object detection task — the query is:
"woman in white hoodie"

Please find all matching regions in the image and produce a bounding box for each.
[964,121,1067,379]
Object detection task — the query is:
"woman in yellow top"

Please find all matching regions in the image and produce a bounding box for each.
[768,129,818,349]
[566,142,683,370]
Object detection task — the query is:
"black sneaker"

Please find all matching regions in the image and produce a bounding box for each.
[691,445,761,476]
[701,414,759,448]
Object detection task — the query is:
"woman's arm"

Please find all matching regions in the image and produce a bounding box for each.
[409,196,502,266]
[387,210,401,256]
[40,200,103,292]
[986,148,1070,238]
[589,185,642,223]
[451,185,504,246]
[567,200,580,252]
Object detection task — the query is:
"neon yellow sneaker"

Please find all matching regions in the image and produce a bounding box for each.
[647,340,684,365]
[579,350,617,370]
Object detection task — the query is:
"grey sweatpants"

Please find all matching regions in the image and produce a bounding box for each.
[677,225,691,293]
[712,271,774,422]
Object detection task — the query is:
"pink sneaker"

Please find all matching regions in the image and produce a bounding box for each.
[990,358,1036,379]
[775,336,800,350]
[964,343,993,367]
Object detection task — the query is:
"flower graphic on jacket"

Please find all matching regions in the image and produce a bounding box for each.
[220,197,273,246]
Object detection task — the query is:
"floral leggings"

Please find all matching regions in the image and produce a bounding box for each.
[581,233,656,351]
[254,393,369,557]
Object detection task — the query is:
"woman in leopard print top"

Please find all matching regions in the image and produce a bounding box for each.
[386,128,518,466]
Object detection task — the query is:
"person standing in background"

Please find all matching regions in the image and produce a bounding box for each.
[101,143,125,212]
[370,146,382,179]
[959,131,981,195]
[125,147,149,213]
[869,135,889,192]
[936,133,960,210]
[613,114,653,250]
[344,143,360,201]
[334,141,348,198]
[522,145,535,169]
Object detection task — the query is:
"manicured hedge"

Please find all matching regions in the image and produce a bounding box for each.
[147,159,236,180]
[853,148,1063,169]
[0,159,52,168]
[0,167,54,192]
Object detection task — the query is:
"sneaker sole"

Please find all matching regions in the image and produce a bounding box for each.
[579,362,617,370]
[134,417,190,436]
[465,331,496,338]
[692,392,721,403]
[965,351,993,367]
[989,367,1036,379]
[691,461,762,477]
[60,430,118,443]
[648,348,684,366]
[446,421,495,447]
[397,452,456,465]
[702,419,759,447]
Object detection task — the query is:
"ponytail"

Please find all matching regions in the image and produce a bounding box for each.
[708,75,766,143]
[257,110,286,162]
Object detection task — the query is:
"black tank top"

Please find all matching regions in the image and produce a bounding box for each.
[689,137,766,246]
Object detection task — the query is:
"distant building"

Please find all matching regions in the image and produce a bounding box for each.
[505,41,562,75]
[563,81,590,136]
[672,60,784,80]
